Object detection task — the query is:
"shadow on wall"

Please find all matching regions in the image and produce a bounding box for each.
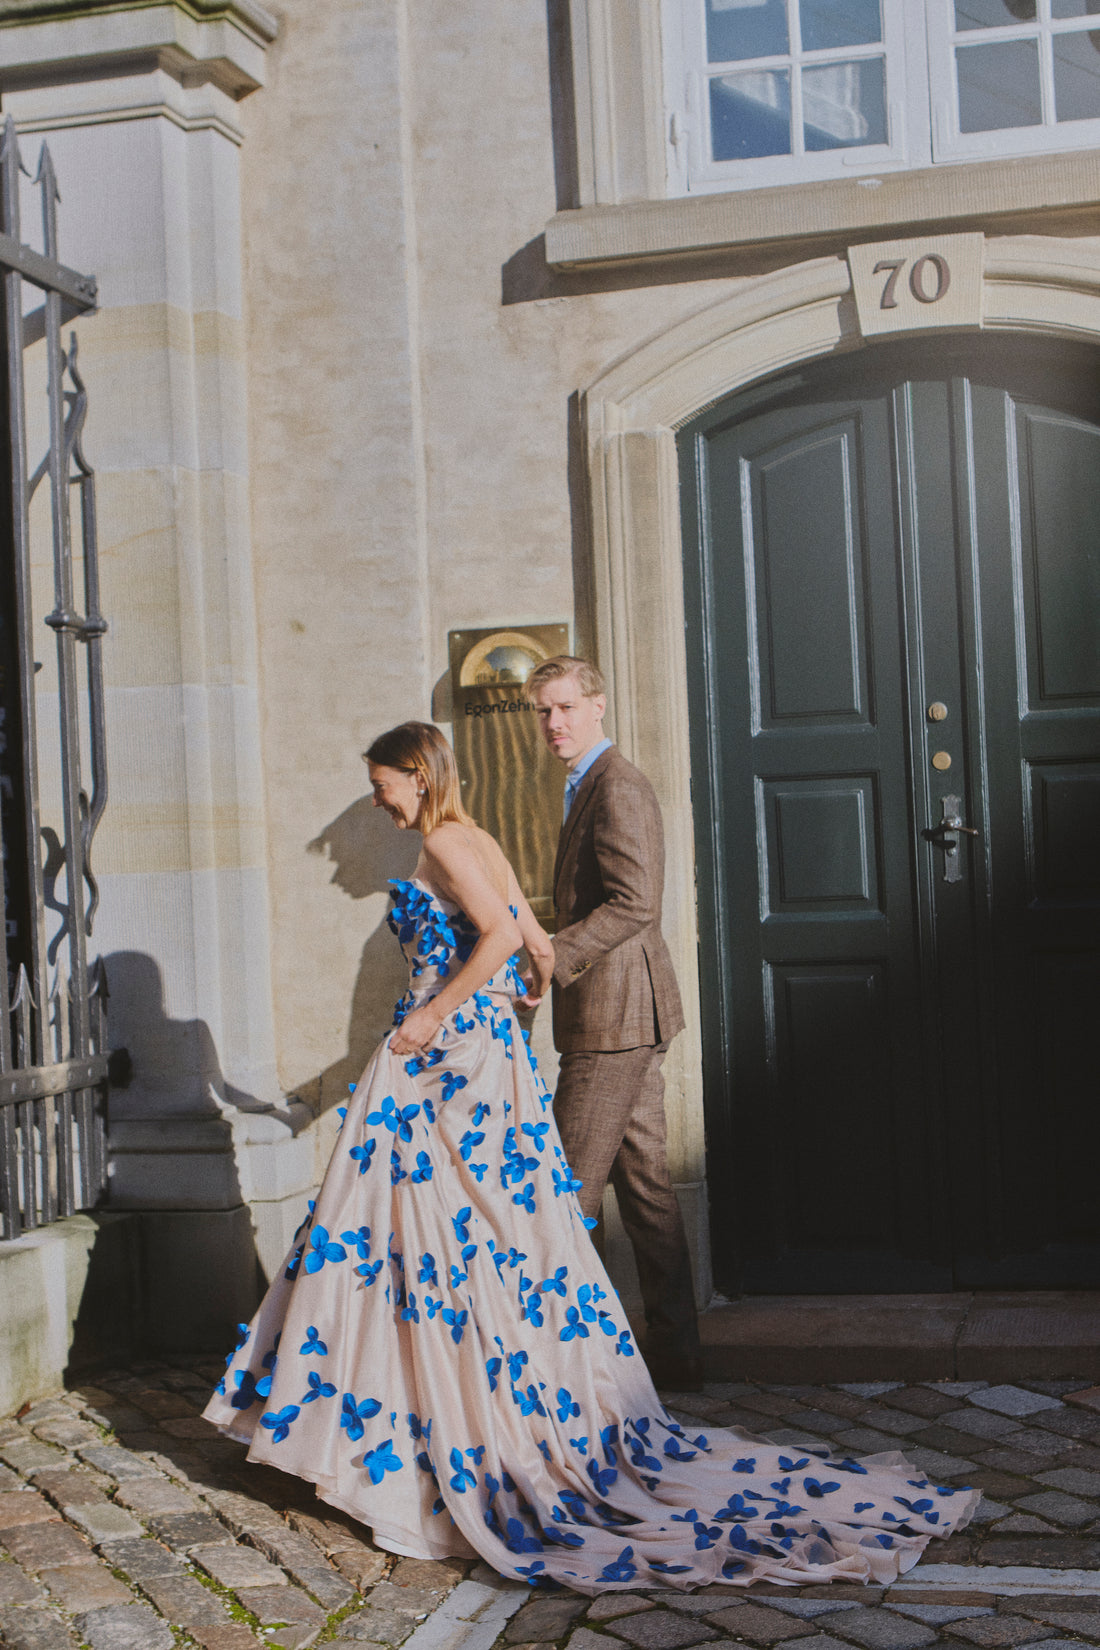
[85,950,272,1362]
[300,795,419,1118]
[103,950,270,1116]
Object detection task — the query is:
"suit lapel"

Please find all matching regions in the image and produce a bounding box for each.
[553,746,616,896]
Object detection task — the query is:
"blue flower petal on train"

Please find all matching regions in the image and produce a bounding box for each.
[598,1546,635,1583]
[505,1517,544,1553]
[424,1295,442,1320]
[515,1560,545,1582]
[522,1293,544,1328]
[556,1388,580,1422]
[651,1561,693,1574]
[341,1393,382,1440]
[459,1130,485,1162]
[418,1252,438,1286]
[560,1307,589,1342]
[472,1102,490,1126]
[301,1372,337,1404]
[513,1185,536,1214]
[363,1440,403,1484]
[349,1140,376,1175]
[440,1072,468,1103]
[356,1258,383,1286]
[230,1370,262,1410]
[342,1226,372,1261]
[541,1266,567,1296]
[410,1152,433,1183]
[855,1501,875,1513]
[300,1326,327,1356]
[804,1478,841,1498]
[449,1448,477,1491]
[614,1331,635,1358]
[452,1207,473,1243]
[733,1457,757,1473]
[442,1308,468,1345]
[260,1405,299,1443]
[521,1121,549,1152]
[694,1522,722,1550]
[586,1459,617,1496]
[304,1227,347,1275]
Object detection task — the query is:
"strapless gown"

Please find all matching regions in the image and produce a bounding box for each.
[203,878,978,1594]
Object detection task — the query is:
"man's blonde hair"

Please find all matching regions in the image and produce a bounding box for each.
[526,655,606,699]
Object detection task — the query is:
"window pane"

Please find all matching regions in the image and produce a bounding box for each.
[956,39,1042,129]
[800,0,882,51]
[1054,28,1100,119]
[954,0,1036,26]
[1052,0,1100,16]
[710,69,792,157]
[707,0,789,62]
[803,58,887,146]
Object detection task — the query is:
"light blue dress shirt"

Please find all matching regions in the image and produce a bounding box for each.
[562,737,612,822]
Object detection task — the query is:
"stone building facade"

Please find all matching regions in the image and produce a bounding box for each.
[0,0,1096,1390]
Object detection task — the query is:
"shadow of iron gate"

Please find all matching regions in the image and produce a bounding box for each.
[0,115,110,1240]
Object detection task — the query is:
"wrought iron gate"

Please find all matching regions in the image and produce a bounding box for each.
[0,115,109,1240]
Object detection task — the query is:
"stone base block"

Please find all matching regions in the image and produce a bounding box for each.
[0,1213,141,1417]
[139,1206,262,1353]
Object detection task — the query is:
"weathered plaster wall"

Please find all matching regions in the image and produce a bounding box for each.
[238,2,731,1226]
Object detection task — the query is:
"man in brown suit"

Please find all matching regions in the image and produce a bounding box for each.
[527,655,702,1390]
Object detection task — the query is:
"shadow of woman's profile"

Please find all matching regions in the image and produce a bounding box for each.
[103,950,269,1116]
[301,795,419,1117]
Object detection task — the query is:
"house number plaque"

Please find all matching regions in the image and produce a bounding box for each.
[847,233,984,339]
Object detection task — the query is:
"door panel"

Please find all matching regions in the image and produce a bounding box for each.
[681,336,1100,1293]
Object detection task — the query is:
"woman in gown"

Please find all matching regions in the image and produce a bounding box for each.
[203,721,979,1595]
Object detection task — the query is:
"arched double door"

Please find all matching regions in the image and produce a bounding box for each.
[680,335,1099,1293]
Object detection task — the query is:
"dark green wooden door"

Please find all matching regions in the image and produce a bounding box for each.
[680,336,1100,1293]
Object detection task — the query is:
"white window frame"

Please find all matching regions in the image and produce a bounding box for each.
[927,0,1100,163]
[665,0,1100,196]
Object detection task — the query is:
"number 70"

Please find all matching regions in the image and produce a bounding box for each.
[873,254,951,309]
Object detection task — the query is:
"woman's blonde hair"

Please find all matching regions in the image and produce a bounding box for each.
[363,722,474,835]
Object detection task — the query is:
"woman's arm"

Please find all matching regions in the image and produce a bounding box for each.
[509,870,554,1008]
[388,826,523,1056]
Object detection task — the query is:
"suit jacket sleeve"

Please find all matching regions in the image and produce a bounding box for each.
[551,768,663,988]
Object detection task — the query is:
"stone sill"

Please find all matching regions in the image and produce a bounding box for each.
[546,151,1100,268]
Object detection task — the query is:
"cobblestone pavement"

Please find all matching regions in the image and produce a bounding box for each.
[2,1363,1100,1650]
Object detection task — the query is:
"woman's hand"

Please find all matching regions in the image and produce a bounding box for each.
[389,1002,444,1058]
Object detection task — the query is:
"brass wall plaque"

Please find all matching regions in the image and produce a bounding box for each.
[449,624,569,923]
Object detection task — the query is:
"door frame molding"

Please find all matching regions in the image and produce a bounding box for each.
[581,236,1100,1298]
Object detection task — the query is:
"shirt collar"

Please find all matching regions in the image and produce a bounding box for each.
[565,737,612,797]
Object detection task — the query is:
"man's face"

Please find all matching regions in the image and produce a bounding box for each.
[530,674,606,770]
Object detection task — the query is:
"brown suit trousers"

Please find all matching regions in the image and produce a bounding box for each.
[550,746,698,1353]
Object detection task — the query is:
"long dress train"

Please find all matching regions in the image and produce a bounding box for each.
[202,878,978,1595]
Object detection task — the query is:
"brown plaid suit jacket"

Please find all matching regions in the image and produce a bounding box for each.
[550,746,685,1054]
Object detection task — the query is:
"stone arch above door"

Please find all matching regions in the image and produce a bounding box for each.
[581,235,1100,1295]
